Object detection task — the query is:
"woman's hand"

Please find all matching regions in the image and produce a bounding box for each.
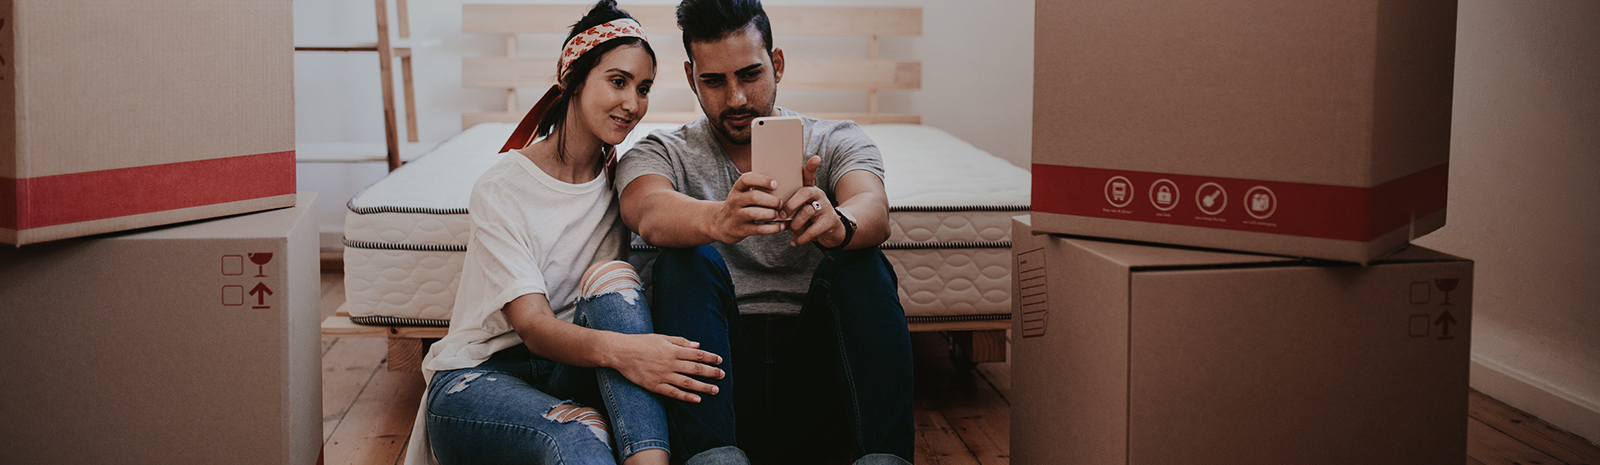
[603,333,724,403]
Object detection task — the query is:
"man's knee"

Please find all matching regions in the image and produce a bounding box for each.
[826,248,897,288]
[653,245,730,285]
[580,260,641,298]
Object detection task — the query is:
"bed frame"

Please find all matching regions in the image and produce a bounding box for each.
[323,4,1007,372]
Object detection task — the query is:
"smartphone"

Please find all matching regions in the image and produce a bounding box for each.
[751,116,805,205]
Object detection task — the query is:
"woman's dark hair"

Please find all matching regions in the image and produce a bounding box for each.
[535,0,657,164]
[677,0,772,63]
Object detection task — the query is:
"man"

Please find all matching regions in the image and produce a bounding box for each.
[615,0,914,464]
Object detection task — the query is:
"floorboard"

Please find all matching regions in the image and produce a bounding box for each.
[1467,416,1567,465]
[914,333,1009,465]
[1469,389,1600,465]
[323,358,426,465]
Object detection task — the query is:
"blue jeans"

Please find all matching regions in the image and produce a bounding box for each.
[425,290,670,465]
[650,245,915,465]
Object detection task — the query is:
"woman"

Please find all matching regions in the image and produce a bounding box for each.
[403,2,724,464]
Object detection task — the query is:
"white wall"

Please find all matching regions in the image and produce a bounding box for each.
[1412,0,1600,442]
[293,0,1035,243]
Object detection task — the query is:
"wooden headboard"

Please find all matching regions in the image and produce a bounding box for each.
[461,4,922,129]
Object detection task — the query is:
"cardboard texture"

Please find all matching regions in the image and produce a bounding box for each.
[1011,216,1473,464]
[0,0,296,246]
[0,192,320,464]
[1031,0,1457,263]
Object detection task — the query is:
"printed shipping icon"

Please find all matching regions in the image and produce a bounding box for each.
[1113,182,1127,202]
[1252,193,1271,212]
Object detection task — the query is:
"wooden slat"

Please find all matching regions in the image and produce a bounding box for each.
[322,360,426,465]
[1469,389,1600,465]
[1467,417,1566,465]
[465,57,918,91]
[386,337,428,373]
[322,338,389,443]
[464,5,919,37]
[464,110,919,130]
[907,319,1010,333]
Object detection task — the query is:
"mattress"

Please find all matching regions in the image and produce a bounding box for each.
[344,122,1029,325]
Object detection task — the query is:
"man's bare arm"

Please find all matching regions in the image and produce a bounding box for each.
[620,173,787,248]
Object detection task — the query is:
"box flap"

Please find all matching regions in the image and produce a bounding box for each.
[106,192,316,241]
[1371,243,1469,264]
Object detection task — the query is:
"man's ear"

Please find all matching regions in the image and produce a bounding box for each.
[683,59,697,96]
[771,47,784,84]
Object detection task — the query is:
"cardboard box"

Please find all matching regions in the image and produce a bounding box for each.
[1010,216,1472,465]
[0,0,296,246]
[1031,0,1456,263]
[0,192,319,464]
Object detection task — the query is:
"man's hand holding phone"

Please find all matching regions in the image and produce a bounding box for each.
[710,172,787,243]
[782,156,847,248]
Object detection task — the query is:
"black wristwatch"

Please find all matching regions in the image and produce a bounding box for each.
[820,206,857,251]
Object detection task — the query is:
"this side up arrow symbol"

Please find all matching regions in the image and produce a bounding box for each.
[249,282,274,306]
[1434,311,1458,339]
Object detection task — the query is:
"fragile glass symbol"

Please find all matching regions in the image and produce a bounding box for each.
[1435,278,1459,305]
[249,253,273,277]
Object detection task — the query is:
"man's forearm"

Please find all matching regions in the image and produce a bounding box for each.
[630,192,723,248]
[836,191,890,250]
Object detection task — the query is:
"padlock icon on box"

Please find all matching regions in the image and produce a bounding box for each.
[1157,186,1172,204]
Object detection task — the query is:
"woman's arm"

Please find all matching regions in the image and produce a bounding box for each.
[502,293,724,403]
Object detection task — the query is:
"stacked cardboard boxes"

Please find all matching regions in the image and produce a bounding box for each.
[0,2,315,463]
[1020,0,1470,462]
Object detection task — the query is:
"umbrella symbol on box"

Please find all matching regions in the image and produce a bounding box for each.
[249,253,273,277]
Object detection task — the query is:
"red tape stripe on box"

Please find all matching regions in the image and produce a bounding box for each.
[1,151,296,230]
[1031,164,1447,242]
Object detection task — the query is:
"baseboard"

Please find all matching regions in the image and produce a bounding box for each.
[320,250,343,272]
[1471,353,1600,445]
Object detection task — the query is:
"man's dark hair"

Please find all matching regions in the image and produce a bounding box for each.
[677,0,773,62]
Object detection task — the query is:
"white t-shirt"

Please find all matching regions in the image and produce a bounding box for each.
[405,151,628,465]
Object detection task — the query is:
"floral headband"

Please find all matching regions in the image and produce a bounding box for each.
[500,18,650,153]
[558,18,647,81]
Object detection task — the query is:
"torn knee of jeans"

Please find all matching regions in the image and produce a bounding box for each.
[445,372,483,394]
[579,261,642,298]
[545,402,612,447]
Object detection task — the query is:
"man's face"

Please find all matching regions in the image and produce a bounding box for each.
[685,24,782,146]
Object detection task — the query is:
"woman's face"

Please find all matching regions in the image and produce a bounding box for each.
[573,43,655,146]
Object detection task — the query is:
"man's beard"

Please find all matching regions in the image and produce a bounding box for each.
[712,107,763,145]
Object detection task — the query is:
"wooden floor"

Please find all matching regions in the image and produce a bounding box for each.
[317,272,1600,465]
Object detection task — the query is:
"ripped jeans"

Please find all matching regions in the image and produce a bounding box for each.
[425,291,671,465]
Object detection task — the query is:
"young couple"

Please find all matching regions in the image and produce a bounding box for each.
[404,1,913,464]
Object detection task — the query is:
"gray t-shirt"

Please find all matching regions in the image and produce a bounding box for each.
[617,107,885,315]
